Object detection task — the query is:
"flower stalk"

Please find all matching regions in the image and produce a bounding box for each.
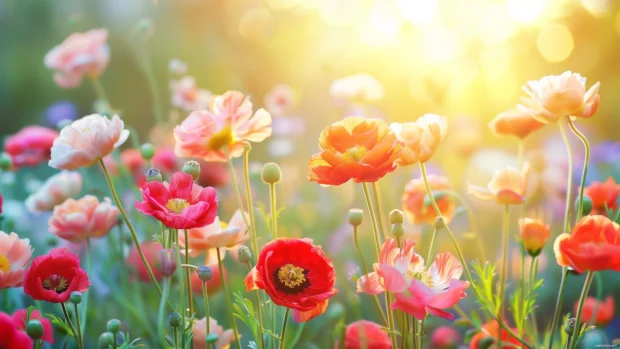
[243,148,260,259]
[569,271,595,349]
[566,117,591,223]
[498,205,510,347]
[280,307,290,349]
[216,248,241,349]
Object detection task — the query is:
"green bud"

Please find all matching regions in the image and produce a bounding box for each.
[391,223,405,238]
[478,337,494,349]
[434,216,446,230]
[261,162,282,184]
[0,153,12,171]
[348,208,364,227]
[69,291,82,304]
[46,237,59,247]
[389,209,404,224]
[99,332,115,349]
[182,160,201,180]
[168,312,182,327]
[140,143,155,160]
[197,266,213,282]
[206,333,219,344]
[564,318,576,335]
[107,319,121,333]
[145,168,162,182]
[237,246,252,264]
[26,319,44,339]
[575,195,593,216]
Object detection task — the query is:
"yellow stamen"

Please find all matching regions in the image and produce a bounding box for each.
[165,198,190,213]
[341,146,368,163]
[42,275,69,293]
[0,255,10,273]
[278,264,306,288]
[207,124,235,151]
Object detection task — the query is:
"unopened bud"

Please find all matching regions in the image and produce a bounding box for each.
[237,246,252,263]
[389,209,404,224]
[159,249,177,277]
[140,143,155,160]
[564,318,577,335]
[99,332,115,349]
[107,319,121,333]
[576,196,593,216]
[69,291,82,304]
[145,168,162,182]
[168,312,181,328]
[182,160,201,180]
[261,162,282,184]
[348,209,364,227]
[0,153,12,171]
[434,216,445,230]
[197,266,213,282]
[391,223,405,238]
[26,319,44,339]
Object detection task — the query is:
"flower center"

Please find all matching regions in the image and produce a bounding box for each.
[207,124,234,151]
[0,255,10,273]
[277,264,306,288]
[342,146,368,162]
[166,198,190,213]
[406,269,434,288]
[42,275,69,294]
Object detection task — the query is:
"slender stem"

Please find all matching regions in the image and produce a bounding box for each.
[202,280,210,334]
[270,183,278,239]
[80,239,91,335]
[590,272,603,327]
[247,264,266,349]
[217,248,241,349]
[371,182,388,241]
[417,320,424,349]
[134,44,164,124]
[73,303,84,349]
[184,230,194,325]
[400,312,408,349]
[548,268,569,349]
[496,321,534,349]
[113,332,117,349]
[225,148,253,241]
[498,205,510,348]
[443,190,486,261]
[280,307,290,349]
[558,119,574,234]
[243,148,260,259]
[90,77,110,105]
[353,225,388,326]
[413,320,418,349]
[528,257,539,346]
[425,227,438,269]
[566,117,591,223]
[174,327,179,349]
[175,237,187,349]
[158,278,171,347]
[60,303,81,349]
[570,272,595,349]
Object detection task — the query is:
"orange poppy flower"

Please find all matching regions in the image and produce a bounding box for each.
[519,218,551,257]
[402,175,455,225]
[584,177,620,215]
[308,117,402,186]
[488,109,545,139]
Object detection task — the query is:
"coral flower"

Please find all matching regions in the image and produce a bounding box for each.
[576,296,615,327]
[245,238,338,322]
[308,117,402,186]
[488,109,546,139]
[402,175,455,225]
[264,84,296,116]
[44,29,110,88]
[23,248,90,303]
[390,114,449,166]
[49,114,130,170]
[4,126,59,168]
[120,149,145,174]
[0,231,33,289]
[469,321,520,349]
[431,326,461,349]
[25,171,82,213]
[0,312,33,349]
[517,71,600,123]
[174,91,272,162]
[553,215,620,273]
[190,264,226,295]
[127,241,163,282]
[329,74,384,103]
[519,218,551,257]
[170,76,212,112]
[192,317,235,349]
[136,172,219,229]
[179,210,248,257]
[11,309,54,344]
[49,195,119,242]
[584,177,620,215]
[342,320,391,349]
[468,163,529,205]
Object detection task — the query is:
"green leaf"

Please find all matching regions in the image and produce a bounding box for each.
[470,309,482,328]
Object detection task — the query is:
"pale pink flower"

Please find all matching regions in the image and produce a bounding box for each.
[264,84,296,116]
[330,74,384,103]
[170,76,212,111]
[390,114,449,166]
[174,91,272,162]
[44,29,110,88]
[49,195,119,242]
[25,171,82,213]
[49,114,130,170]
[168,58,188,76]
[0,231,33,289]
[468,163,530,205]
[517,71,600,123]
[192,317,236,349]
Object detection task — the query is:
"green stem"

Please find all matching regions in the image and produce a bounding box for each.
[371,182,388,241]
[590,272,603,327]
[280,307,290,349]
[548,268,569,349]
[558,119,574,234]
[353,225,388,326]
[498,205,510,348]
[243,148,260,259]
[269,183,278,239]
[90,77,110,105]
[175,234,186,349]
[80,239,91,335]
[425,227,438,269]
[202,280,210,334]
[570,272,595,349]
[134,44,164,124]
[566,117,591,223]
[174,327,179,349]
[158,278,172,347]
[496,319,534,349]
[442,190,486,261]
[225,148,253,241]
[247,264,266,349]
[520,244,526,336]
[184,230,194,327]
[73,303,84,349]
[417,320,424,349]
[60,303,81,349]
[217,248,241,349]
[113,331,117,349]
[412,320,418,349]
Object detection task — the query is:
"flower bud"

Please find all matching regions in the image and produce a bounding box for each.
[0,153,12,171]
[519,218,551,258]
[168,312,182,328]
[158,249,177,277]
[261,162,282,184]
[564,317,576,335]
[140,143,155,161]
[206,333,219,344]
[348,208,364,227]
[434,216,445,230]
[197,266,213,282]
[389,209,404,224]
[237,246,252,263]
[107,319,121,333]
[99,332,115,349]
[575,195,593,216]
[182,160,201,180]
[391,223,405,238]
[26,319,44,339]
[145,168,162,182]
[69,291,82,304]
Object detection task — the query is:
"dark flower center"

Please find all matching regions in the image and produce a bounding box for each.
[273,263,310,294]
[42,275,69,294]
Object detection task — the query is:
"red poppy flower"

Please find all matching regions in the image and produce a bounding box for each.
[23,248,90,303]
[135,172,218,229]
[11,309,54,343]
[342,320,391,349]
[0,312,33,349]
[190,263,226,295]
[576,296,615,327]
[245,238,338,322]
[4,126,59,168]
[584,177,620,215]
[127,241,163,282]
[554,215,620,273]
[469,321,520,349]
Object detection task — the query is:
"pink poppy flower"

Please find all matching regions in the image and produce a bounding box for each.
[152,146,181,173]
[0,231,33,289]
[49,195,119,242]
[179,210,248,257]
[44,29,110,88]
[468,163,529,205]
[25,171,82,213]
[135,172,218,229]
[192,317,235,349]
[342,320,391,349]
[264,84,296,116]
[4,126,59,168]
[11,309,54,344]
[49,114,130,170]
[174,91,272,162]
[170,76,212,111]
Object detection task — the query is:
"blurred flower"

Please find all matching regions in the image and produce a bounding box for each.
[190,263,225,295]
[192,317,235,349]
[576,296,615,327]
[168,58,188,76]
[469,321,520,349]
[4,126,59,168]
[179,210,248,257]
[25,171,82,213]
[308,116,401,186]
[49,195,119,242]
[489,109,546,139]
[44,28,110,88]
[127,241,163,282]
[268,139,295,158]
[554,215,620,273]
[519,218,551,257]
[49,114,130,170]
[330,74,384,104]
[121,148,145,174]
[169,76,212,111]
[468,164,529,205]
[584,177,620,215]
[152,147,180,174]
[245,238,338,322]
[174,91,272,161]
[271,116,305,137]
[102,155,119,176]
[136,172,218,229]
[0,312,33,348]
[11,309,54,344]
[0,231,33,289]
[431,326,461,349]
[196,160,229,188]
[509,247,548,279]
[45,101,77,127]
[23,248,90,303]
[342,320,391,349]
[390,114,448,166]
[158,249,177,277]
[402,175,455,225]
[447,115,481,158]
[264,84,296,116]
[517,71,600,123]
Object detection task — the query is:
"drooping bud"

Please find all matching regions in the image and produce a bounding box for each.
[197,266,213,282]
[145,168,162,182]
[389,209,404,224]
[391,223,405,238]
[564,318,577,335]
[107,319,121,333]
[261,162,282,184]
[99,332,115,349]
[168,312,182,328]
[237,246,252,264]
[158,249,177,277]
[69,291,82,304]
[182,160,201,180]
[575,195,593,216]
[26,319,44,339]
[0,153,12,171]
[140,143,155,161]
[348,208,364,227]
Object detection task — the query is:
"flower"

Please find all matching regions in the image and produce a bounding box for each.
[45,101,77,127]
[4,126,59,168]
[192,317,235,349]
[390,114,448,166]
[0,231,33,289]
[357,238,468,319]
[0,312,33,349]
[342,320,391,349]
[127,241,163,282]
[264,84,296,116]
[190,263,226,295]
[23,248,90,303]
[121,149,145,174]
[25,171,82,213]
[402,175,455,225]
[469,321,520,349]
[169,58,188,76]
[245,238,338,322]
[179,210,248,257]
[135,172,218,229]
[519,218,551,257]
[517,71,600,123]
[488,109,546,139]
[553,215,620,273]
[196,160,229,188]
[174,91,272,162]
[44,29,110,88]
[170,76,213,111]
[468,163,529,205]
[152,147,181,174]
[431,326,461,349]
[308,117,402,186]
[49,114,130,170]
[576,296,615,327]
[11,309,54,343]
[330,74,384,104]
[584,177,620,215]
[49,195,119,242]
